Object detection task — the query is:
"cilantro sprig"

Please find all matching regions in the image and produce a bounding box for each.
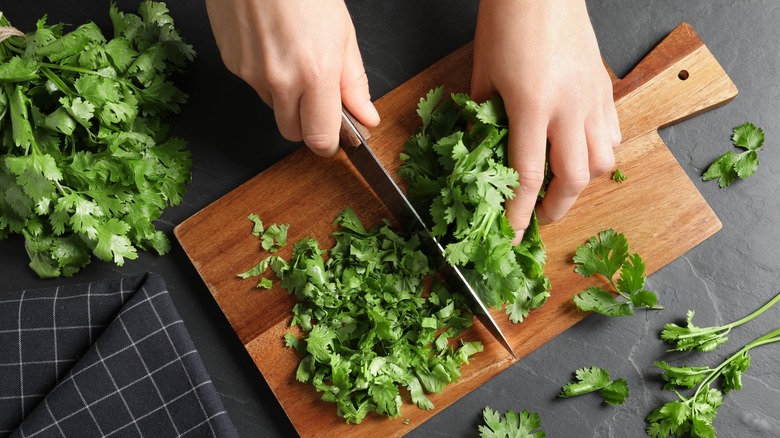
[558,366,629,405]
[572,229,662,316]
[0,2,194,277]
[244,209,483,424]
[398,88,550,323]
[646,328,780,438]
[661,291,780,352]
[478,407,545,438]
[703,122,764,188]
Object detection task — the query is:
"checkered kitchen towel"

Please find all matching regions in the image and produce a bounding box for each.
[0,273,238,438]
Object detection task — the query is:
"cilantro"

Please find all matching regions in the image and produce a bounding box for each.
[611,168,627,184]
[398,89,550,323]
[647,328,780,438]
[572,229,662,316]
[0,2,194,278]
[243,213,289,253]
[558,366,629,405]
[245,209,483,424]
[661,291,780,352]
[702,122,764,188]
[478,407,545,438]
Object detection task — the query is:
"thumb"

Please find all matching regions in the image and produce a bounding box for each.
[340,35,380,127]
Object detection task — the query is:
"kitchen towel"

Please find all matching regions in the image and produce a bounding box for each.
[0,272,238,438]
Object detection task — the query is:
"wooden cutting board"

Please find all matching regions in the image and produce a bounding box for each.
[175,22,736,437]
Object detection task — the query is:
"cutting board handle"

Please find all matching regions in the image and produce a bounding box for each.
[613,22,738,143]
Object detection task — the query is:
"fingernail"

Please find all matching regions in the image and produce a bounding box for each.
[365,100,380,124]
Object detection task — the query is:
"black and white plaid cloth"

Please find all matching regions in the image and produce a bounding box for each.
[0,273,238,438]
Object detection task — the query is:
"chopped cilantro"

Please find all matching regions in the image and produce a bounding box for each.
[611,168,627,184]
[559,366,629,405]
[244,209,483,424]
[398,88,550,323]
[0,2,194,277]
[572,229,662,316]
[478,406,545,438]
[703,122,764,188]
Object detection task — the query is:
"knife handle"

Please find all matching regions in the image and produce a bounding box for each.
[339,108,372,151]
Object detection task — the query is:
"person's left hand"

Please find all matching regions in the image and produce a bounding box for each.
[471,0,621,242]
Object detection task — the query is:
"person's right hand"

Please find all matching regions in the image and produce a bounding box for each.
[205,0,380,156]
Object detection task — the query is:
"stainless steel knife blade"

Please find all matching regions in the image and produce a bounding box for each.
[339,108,516,359]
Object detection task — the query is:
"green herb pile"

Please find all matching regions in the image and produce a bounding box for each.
[241,209,483,424]
[0,1,194,277]
[398,87,550,323]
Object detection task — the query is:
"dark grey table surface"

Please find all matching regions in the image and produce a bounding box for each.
[2,1,779,437]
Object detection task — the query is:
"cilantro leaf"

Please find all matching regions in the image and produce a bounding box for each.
[559,366,629,405]
[572,229,661,316]
[703,123,764,188]
[573,229,628,280]
[478,407,545,438]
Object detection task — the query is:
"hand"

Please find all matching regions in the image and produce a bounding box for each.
[205,0,380,156]
[471,0,621,241]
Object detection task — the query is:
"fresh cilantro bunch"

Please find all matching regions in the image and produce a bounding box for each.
[572,229,662,316]
[248,209,483,424]
[0,2,194,277]
[703,122,764,188]
[558,366,629,405]
[646,328,780,438]
[398,87,550,323]
[661,291,780,352]
[478,407,545,438]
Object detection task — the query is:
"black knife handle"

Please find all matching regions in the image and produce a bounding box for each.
[339,108,372,151]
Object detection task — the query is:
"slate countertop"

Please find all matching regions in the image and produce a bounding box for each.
[1,1,778,436]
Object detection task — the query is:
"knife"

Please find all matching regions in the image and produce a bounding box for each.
[339,108,517,359]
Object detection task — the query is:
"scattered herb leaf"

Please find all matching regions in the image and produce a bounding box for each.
[703,122,764,188]
[478,406,545,438]
[611,168,627,184]
[647,328,780,438]
[572,229,662,316]
[559,366,629,405]
[661,291,780,352]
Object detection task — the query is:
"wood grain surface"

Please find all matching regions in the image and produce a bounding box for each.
[174,22,737,437]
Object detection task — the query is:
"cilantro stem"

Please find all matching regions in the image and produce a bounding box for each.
[675,291,780,340]
[40,62,104,76]
[691,327,780,400]
[40,67,74,97]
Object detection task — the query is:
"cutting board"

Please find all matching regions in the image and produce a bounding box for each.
[175,22,736,437]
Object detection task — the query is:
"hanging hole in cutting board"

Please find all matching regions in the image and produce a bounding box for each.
[678,70,690,80]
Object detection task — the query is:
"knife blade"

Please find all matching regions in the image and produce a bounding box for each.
[339,108,517,359]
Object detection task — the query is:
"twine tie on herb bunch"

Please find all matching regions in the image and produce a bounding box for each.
[0,13,24,42]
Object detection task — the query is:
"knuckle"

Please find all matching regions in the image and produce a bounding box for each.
[517,168,546,192]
